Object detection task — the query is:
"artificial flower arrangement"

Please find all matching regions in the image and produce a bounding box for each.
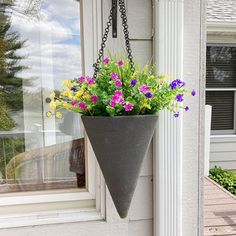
[47,56,195,118]
[46,55,195,219]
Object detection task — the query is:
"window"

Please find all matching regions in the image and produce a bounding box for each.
[0,0,101,228]
[206,45,236,135]
[0,0,86,193]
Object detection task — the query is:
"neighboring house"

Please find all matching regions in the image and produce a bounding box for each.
[206,0,236,170]
[0,1,204,236]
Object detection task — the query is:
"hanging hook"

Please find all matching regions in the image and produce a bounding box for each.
[112,0,117,38]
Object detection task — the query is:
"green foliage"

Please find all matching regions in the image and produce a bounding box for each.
[209,166,236,195]
[0,93,15,130]
[50,56,193,117]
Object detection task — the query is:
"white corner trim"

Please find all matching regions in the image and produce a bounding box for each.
[154,0,184,235]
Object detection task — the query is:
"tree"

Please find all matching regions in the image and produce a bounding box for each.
[0,1,26,130]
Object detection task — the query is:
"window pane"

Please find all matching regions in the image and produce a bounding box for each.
[0,0,85,193]
[206,46,236,88]
[206,91,234,130]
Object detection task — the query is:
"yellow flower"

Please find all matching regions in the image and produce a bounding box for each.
[68,81,73,88]
[46,111,52,118]
[64,103,71,110]
[62,90,69,96]
[55,112,62,119]
[87,105,92,110]
[49,92,56,99]
[68,91,74,98]
[76,90,84,97]
[50,102,57,110]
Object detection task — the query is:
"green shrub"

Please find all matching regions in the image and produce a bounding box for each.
[209,166,236,195]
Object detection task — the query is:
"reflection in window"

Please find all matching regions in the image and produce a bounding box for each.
[0,0,85,193]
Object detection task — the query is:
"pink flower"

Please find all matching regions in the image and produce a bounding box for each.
[111,73,119,80]
[139,84,150,93]
[78,102,87,110]
[115,79,122,87]
[87,77,95,85]
[123,102,133,112]
[109,100,116,107]
[118,97,125,104]
[118,60,124,66]
[103,57,111,64]
[114,90,122,97]
[112,95,119,102]
[112,94,124,104]
[78,76,85,83]
[91,95,99,103]
[71,100,77,106]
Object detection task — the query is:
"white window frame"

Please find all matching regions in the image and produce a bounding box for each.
[0,0,105,228]
[206,41,236,136]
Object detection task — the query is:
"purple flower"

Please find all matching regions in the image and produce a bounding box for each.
[185,106,189,111]
[115,79,122,87]
[114,90,122,97]
[131,79,138,87]
[176,94,184,102]
[109,100,116,107]
[170,79,185,90]
[71,87,76,92]
[91,95,99,103]
[71,100,77,106]
[78,102,87,110]
[118,60,124,67]
[174,112,180,118]
[111,73,119,80]
[139,84,150,93]
[191,89,196,96]
[103,57,111,64]
[145,92,153,98]
[123,102,133,112]
[78,76,85,83]
[87,77,95,85]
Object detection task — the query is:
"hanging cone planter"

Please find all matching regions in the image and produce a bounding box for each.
[48,0,193,220]
[82,115,157,218]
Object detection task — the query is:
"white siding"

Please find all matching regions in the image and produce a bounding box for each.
[0,0,154,235]
[210,136,236,171]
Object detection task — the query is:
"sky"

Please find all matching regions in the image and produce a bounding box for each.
[10,0,82,91]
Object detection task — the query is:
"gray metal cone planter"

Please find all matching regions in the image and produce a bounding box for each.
[81,115,158,218]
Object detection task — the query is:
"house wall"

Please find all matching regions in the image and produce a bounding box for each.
[210,136,236,171]
[207,33,236,171]
[0,0,154,235]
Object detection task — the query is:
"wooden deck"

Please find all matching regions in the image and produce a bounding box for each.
[204,177,236,236]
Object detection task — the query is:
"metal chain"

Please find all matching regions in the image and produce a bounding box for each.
[93,5,114,80]
[118,0,135,73]
[93,0,135,79]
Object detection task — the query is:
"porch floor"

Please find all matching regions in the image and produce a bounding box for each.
[204,177,236,236]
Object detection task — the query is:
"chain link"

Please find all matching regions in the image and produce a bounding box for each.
[118,0,135,73]
[92,4,114,80]
[93,0,135,79]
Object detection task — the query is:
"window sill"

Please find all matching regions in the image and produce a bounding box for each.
[210,134,236,143]
[0,208,103,229]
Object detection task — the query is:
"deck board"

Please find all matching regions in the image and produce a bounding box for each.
[204,177,236,236]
